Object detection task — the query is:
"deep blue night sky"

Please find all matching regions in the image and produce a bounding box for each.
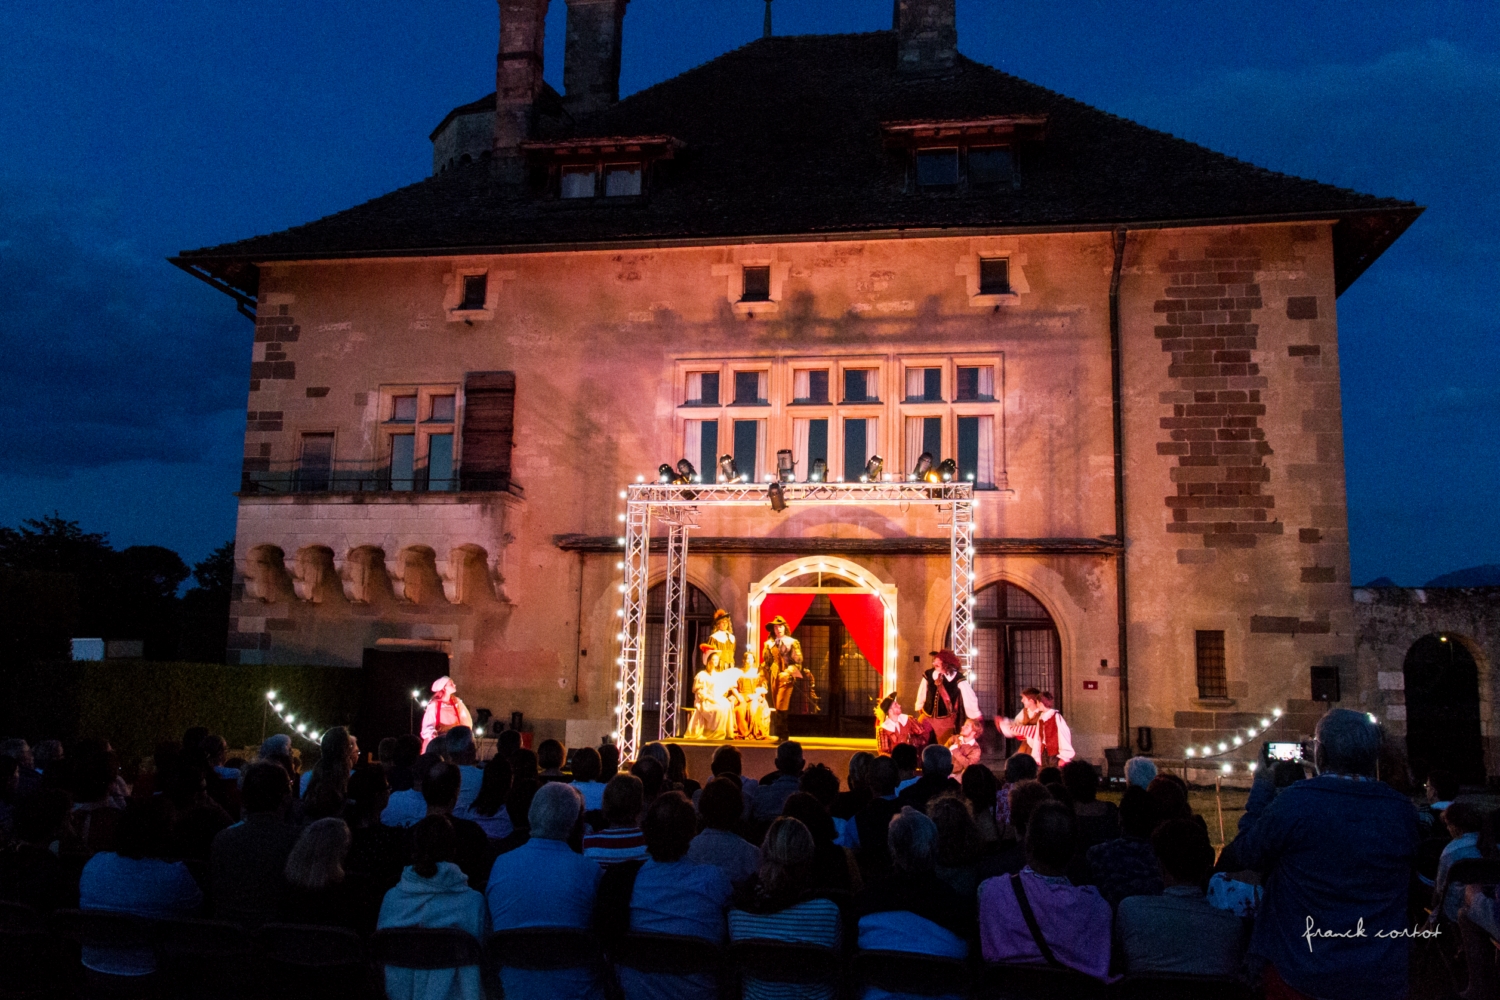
[0,1,1495,583]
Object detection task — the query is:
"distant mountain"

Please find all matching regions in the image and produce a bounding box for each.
[1425,565,1500,587]
[1362,576,1399,587]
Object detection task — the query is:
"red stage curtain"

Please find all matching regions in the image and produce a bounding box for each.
[758,593,816,644]
[829,593,885,683]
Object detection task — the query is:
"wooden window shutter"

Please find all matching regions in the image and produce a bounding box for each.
[461,372,516,491]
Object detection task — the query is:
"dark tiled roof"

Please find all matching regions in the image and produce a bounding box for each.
[178,32,1419,295]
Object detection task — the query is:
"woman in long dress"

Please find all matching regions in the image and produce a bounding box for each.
[733,652,772,740]
[685,645,732,739]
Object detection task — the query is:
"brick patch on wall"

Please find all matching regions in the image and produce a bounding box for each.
[307,387,331,398]
[1298,528,1322,543]
[1286,296,1319,320]
[1250,614,1330,635]
[250,304,299,384]
[1156,246,1279,553]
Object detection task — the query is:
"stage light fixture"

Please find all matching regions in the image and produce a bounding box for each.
[768,481,787,512]
[937,458,957,482]
[675,459,697,482]
[718,454,738,483]
[864,455,884,482]
[912,452,934,480]
[810,458,828,482]
[776,449,795,482]
[657,463,675,483]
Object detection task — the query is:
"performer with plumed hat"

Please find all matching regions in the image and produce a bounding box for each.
[762,615,815,739]
[914,648,979,746]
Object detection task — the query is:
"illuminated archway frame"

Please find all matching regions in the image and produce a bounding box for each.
[747,556,901,705]
[613,480,975,762]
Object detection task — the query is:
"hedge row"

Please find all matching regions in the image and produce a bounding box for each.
[0,661,364,767]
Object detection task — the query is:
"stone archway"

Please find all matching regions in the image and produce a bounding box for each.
[1404,632,1485,784]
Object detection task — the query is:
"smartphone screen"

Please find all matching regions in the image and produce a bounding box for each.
[1264,741,1304,762]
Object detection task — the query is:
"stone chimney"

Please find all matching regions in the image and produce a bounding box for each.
[563,0,628,117]
[494,0,551,158]
[894,0,957,77]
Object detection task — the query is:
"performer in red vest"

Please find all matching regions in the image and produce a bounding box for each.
[998,687,1075,766]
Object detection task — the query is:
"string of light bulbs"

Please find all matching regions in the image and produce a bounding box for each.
[1183,708,1382,775]
[263,691,323,745]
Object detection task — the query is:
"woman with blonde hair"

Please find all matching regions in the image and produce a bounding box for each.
[729,816,842,1000]
[281,816,380,933]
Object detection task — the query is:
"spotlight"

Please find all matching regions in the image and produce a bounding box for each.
[912,452,934,480]
[717,454,739,484]
[776,449,795,483]
[937,458,957,482]
[810,458,828,482]
[768,481,787,512]
[675,458,697,482]
[864,455,884,482]
[657,463,675,483]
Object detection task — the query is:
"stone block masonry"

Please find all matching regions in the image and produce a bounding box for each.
[1155,246,1280,553]
[250,305,299,389]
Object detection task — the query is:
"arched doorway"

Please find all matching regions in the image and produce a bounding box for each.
[644,582,717,738]
[1404,633,1485,784]
[951,581,1062,720]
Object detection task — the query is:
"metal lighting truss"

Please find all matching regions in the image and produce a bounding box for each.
[614,480,975,761]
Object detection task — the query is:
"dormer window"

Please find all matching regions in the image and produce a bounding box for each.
[561,166,597,199]
[523,135,683,202]
[969,147,1015,189]
[884,116,1045,194]
[604,164,643,197]
[916,148,960,190]
[458,274,488,310]
[979,258,1010,295]
[741,266,772,302]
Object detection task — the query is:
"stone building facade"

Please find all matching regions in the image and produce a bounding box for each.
[176,0,1419,760]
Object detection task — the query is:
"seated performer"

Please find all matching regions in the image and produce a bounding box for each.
[950,718,983,774]
[420,676,472,752]
[685,645,732,740]
[733,652,772,740]
[998,687,1075,766]
[876,692,931,754]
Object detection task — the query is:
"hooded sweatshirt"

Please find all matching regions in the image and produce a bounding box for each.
[377,861,489,1000]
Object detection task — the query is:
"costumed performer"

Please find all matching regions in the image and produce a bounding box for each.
[707,608,737,669]
[685,644,732,740]
[876,691,932,754]
[998,687,1075,766]
[950,718,982,773]
[733,651,772,740]
[420,675,473,752]
[914,648,980,746]
[763,615,817,739]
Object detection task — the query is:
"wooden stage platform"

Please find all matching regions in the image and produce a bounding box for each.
[668,736,878,782]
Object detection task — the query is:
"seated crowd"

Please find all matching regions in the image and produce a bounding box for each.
[0,708,1434,1000]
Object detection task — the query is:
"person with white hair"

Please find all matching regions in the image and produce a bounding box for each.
[856,806,976,960]
[486,782,602,1000]
[421,676,472,753]
[1234,708,1418,1000]
[1124,756,1157,790]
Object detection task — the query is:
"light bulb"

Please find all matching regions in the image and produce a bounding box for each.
[266,691,276,700]
[1260,718,1270,728]
[1233,736,1242,746]
[1248,761,1258,772]
[285,714,295,724]
[1247,729,1257,738]
[1202,746,1213,756]
[1221,763,1232,774]
[1217,742,1227,752]
[618,491,627,499]
[1186,748,1195,757]
[1272,708,1282,717]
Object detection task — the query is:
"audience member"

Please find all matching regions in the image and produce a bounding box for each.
[994,780,1055,875]
[799,764,848,841]
[620,791,733,999]
[0,788,77,913]
[0,739,40,797]
[304,726,359,800]
[858,807,976,959]
[687,776,760,887]
[961,764,1002,847]
[461,755,514,840]
[257,734,298,792]
[384,753,441,828]
[34,739,64,776]
[1147,775,1193,824]
[376,736,399,773]
[1037,765,1063,788]
[833,751,874,820]
[781,792,858,894]
[511,749,541,786]
[1114,817,1246,975]
[570,747,606,811]
[388,734,423,792]
[1084,785,1164,906]
[422,761,494,888]
[443,726,484,811]
[487,782,602,1000]
[1235,709,1418,1000]
[708,745,756,820]
[599,742,621,781]
[729,817,841,1000]
[929,793,986,897]
[584,772,649,867]
[495,729,523,765]
[891,744,921,795]
[1124,756,1157,790]
[282,816,380,934]
[998,753,1039,831]
[753,742,805,822]
[202,735,237,781]
[70,738,124,854]
[0,755,17,837]
[1063,760,1119,853]
[495,779,537,856]
[1432,800,1484,923]
[665,743,699,797]
[853,756,903,881]
[978,801,1111,980]
[898,744,957,813]
[1421,768,1459,835]
[166,762,232,861]
[211,760,299,927]
[79,797,203,975]
[377,815,489,1000]
[345,765,411,890]
[537,739,570,783]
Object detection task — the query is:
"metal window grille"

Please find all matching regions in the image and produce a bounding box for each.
[1195,630,1228,699]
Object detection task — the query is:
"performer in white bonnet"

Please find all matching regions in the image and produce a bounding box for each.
[421,675,473,752]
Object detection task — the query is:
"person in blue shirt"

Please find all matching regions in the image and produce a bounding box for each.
[1235,708,1418,1000]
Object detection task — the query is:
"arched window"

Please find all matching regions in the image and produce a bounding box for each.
[952,582,1061,718]
[642,582,718,714]
[1404,634,1484,784]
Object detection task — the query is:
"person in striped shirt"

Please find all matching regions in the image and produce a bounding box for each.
[582,772,648,867]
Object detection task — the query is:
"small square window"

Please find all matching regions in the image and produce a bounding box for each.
[391,396,418,423]
[956,366,995,402]
[604,164,642,197]
[979,257,1011,295]
[916,148,959,189]
[687,371,720,406]
[844,369,876,403]
[906,367,942,402]
[734,371,767,405]
[429,395,456,423]
[458,274,487,311]
[794,369,830,404]
[741,266,771,302]
[969,146,1014,188]
[561,166,597,199]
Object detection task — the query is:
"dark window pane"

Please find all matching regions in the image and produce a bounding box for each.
[428,433,455,492]
[1006,584,1050,620]
[922,416,942,461]
[843,419,867,482]
[391,396,417,422]
[429,395,456,422]
[459,274,487,310]
[604,164,642,197]
[807,370,829,404]
[957,415,979,484]
[698,420,718,482]
[844,369,871,403]
[956,367,980,402]
[297,434,334,492]
[979,257,1010,295]
[742,266,771,302]
[561,166,596,199]
[734,371,763,404]
[916,148,959,188]
[923,367,943,401]
[733,420,759,480]
[808,419,828,475]
[969,146,1014,187]
[1196,630,1228,699]
[699,371,719,406]
[390,434,415,491]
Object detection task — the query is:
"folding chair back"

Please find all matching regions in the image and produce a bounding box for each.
[370,927,483,970]
[611,932,722,977]
[855,948,970,996]
[0,901,66,1000]
[486,927,602,971]
[729,938,841,986]
[50,909,161,1000]
[254,923,369,999]
[156,919,254,1000]
[1117,972,1255,1000]
[982,961,1108,1000]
